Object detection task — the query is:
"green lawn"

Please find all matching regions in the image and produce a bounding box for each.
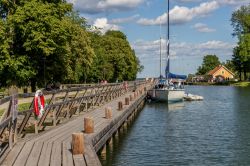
[0,102,31,116]
[232,81,250,87]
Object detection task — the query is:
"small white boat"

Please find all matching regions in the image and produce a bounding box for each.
[183,93,203,101]
[147,80,185,102]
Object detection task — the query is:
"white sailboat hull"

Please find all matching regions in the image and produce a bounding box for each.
[148,89,185,102]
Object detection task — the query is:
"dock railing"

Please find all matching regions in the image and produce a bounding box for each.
[0,80,151,160]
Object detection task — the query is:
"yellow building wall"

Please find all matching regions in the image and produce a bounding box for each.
[213,67,234,79]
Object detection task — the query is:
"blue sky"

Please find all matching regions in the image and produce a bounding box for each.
[68,0,249,78]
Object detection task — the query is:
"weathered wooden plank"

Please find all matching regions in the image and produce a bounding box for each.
[84,138,102,166]
[36,122,82,166]
[1,141,25,166]
[73,154,86,166]
[37,142,52,166]
[62,139,74,166]
[25,141,44,166]
[13,141,35,166]
[50,142,62,166]
[36,117,84,166]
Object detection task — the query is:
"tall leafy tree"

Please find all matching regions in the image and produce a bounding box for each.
[88,30,141,82]
[231,4,250,80]
[196,55,220,75]
[0,1,142,90]
[0,0,94,90]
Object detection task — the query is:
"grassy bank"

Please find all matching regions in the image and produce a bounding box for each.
[187,81,250,87]
[231,82,250,87]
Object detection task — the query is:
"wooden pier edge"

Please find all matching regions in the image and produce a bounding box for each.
[0,82,151,166]
[91,94,146,152]
[77,94,146,165]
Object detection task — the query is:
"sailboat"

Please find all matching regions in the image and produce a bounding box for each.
[147,0,187,102]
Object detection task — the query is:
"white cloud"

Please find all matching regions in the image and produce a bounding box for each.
[92,18,120,34]
[133,39,235,76]
[132,39,234,59]
[174,0,248,5]
[110,15,140,24]
[137,1,219,25]
[69,0,145,14]
[97,0,144,9]
[174,0,202,3]
[193,23,216,32]
[217,0,249,6]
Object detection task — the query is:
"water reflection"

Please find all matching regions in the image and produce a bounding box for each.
[168,102,185,111]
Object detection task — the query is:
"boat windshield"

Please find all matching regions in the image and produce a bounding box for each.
[155,79,184,89]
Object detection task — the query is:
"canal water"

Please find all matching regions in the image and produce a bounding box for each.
[99,86,250,166]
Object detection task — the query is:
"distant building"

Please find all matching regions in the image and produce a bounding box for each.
[206,65,234,82]
[191,75,206,82]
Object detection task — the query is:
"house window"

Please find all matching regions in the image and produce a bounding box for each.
[222,71,224,75]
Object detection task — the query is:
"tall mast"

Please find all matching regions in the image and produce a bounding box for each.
[166,0,170,80]
[160,20,162,77]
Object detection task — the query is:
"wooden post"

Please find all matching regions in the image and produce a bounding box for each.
[34,120,38,134]
[118,101,123,110]
[105,107,112,119]
[84,117,94,133]
[53,111,57,127]
[101,144,106,155]
[125,97,129,105]
[129,95,133,101]
[72,133,84,155]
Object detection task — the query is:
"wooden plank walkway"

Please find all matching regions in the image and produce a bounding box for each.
[1,89,147,166]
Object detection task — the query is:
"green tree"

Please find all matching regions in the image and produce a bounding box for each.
[231,4,250,80]
[0,0,94,90]
[88,30,141,82]
[0,1,142,89]
[196,55,220,75]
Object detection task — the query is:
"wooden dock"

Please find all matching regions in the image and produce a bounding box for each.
[0,81,153,165]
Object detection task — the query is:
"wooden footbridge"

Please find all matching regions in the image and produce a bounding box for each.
[0,80,154,165]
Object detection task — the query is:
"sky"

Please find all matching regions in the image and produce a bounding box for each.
[67,0,249,78]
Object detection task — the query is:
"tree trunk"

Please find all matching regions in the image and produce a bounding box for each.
[31,79,36,92]
[239,68,242,81]
[243,66,247,81]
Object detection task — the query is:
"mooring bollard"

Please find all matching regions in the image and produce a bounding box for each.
[84,117,94,133]
[125,97,129,105]
[105,107,112,119]
[118,101,123,110]
[72,133,84,155]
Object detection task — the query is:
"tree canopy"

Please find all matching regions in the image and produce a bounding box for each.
[88,30,141,82]
[0,0,142,90]
[196,55,220,75]
[231,4,250,81]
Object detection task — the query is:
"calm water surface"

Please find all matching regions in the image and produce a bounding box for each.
[99,86,250,166]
